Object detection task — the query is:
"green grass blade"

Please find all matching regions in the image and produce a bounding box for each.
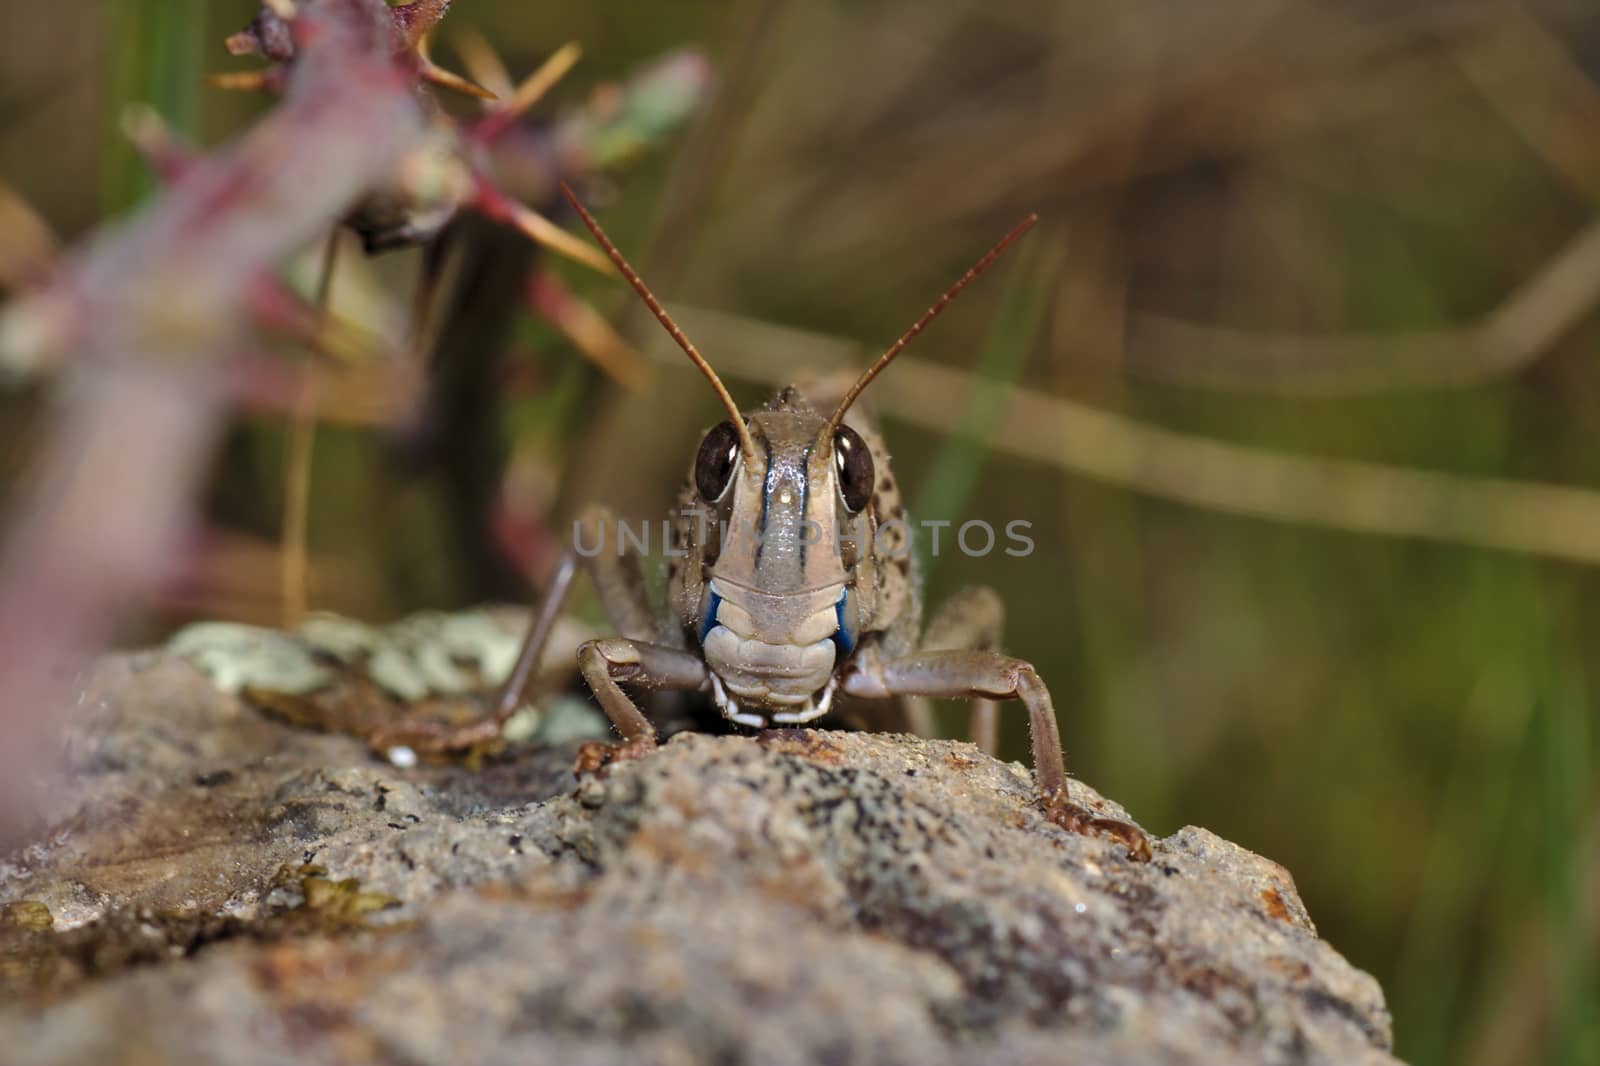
[913,236,1058,582]
[102,0,207,215]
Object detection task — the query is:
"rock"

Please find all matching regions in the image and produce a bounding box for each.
[0,648,1399,1066]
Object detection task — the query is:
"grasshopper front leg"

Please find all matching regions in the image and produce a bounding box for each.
[573,636,707,757]
[370,505,696,756]
[842,646,1151,862]
[501,506,711,762]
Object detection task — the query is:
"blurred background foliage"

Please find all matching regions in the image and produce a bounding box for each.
[2,0,1599,1063]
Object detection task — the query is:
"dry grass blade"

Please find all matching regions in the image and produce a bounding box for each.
[653,304,1600,567]
[1115,7,1600,395]
[1123,213,1600,393]
[1451,7,1600,202]
[281,231,340,627]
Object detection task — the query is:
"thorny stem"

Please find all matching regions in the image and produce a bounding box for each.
[390,0,453,47]
[0,0,432,846]
[473,179,617,277]
[474,42,583,143]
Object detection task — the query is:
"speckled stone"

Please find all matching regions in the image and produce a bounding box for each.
[0,648,1399,1066]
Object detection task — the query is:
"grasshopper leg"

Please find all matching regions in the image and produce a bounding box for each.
[365,550,582,756]
[368,505,674,756]
[570,637,709,772]
[910,586,1008,753]
[841,648,1151,862]
[576,637,708,746]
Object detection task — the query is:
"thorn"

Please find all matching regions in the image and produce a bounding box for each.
[476,42,582,142]
[474,180,617,277]
[225,31,260,56]
[208,69,284,94]
[413,32,495,99]
[452,28,515,101]
[508,42,582,116]
[120,104,199,182]
[526,268,650,388]
[418,58,497,101]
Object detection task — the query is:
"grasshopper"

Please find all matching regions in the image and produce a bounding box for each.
[399,184,1148,862]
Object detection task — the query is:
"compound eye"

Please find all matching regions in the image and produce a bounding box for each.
[694,421,742,501]
[833,425,874,513]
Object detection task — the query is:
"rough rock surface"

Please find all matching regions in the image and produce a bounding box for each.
[0,650,1399,1066]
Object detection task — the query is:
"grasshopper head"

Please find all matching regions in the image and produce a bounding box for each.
[674,387,866,721]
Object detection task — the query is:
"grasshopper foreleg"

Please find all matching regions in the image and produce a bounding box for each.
[575,637,708,753]
[500,505,713,759]
[369,505,686,756]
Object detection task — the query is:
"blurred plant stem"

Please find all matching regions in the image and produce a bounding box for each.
[0,0,431,849]
[1390,562,1543,1064]
[281,230,341,627]
[102,0,206,215]
[1049,200,1171,824]
[1536,644,1595,1066]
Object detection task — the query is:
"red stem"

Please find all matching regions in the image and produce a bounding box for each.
[0,0,433,846]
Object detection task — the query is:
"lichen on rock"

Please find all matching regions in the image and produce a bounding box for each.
[0,641,1399,1065]
[164,608,607,757]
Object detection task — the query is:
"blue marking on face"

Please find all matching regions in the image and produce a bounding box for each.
[832,588,856,657]
[699,587,723,645]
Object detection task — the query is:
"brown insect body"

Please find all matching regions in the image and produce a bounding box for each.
[390,185,1150,863]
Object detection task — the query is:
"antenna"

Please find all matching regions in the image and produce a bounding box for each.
[560,183,757,460]
[824,213,1038,437]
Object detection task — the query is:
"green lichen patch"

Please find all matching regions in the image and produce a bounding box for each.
[169,622,333,695]
[166,609,605,761]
